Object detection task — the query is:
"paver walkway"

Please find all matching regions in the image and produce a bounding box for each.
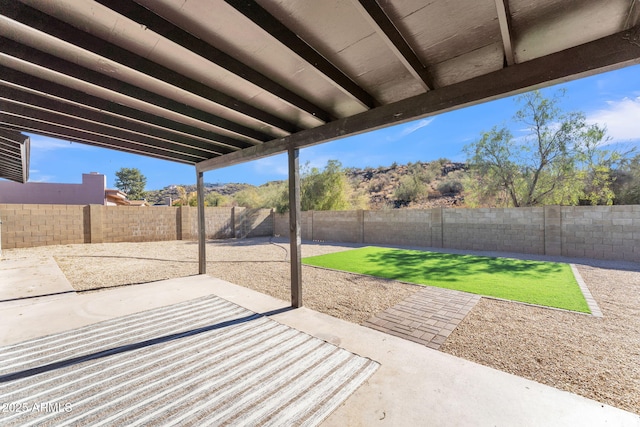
[364,286,481,350]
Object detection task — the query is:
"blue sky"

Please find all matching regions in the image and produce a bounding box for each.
[19,64,640,190]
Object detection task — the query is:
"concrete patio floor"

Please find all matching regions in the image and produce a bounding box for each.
[1,264,639,426]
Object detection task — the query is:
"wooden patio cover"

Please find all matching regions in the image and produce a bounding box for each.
[1,0,639,306]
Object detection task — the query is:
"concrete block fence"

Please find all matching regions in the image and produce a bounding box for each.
[0,204,273,249]
[274,205,640,262]
[2,203,639,262]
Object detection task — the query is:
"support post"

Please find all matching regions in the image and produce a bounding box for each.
[196,169,206,274]
[288,146,302,308]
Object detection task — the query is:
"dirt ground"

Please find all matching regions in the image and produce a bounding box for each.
[3,238,639,415]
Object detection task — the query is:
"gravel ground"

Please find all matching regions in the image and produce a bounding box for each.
[3,238,640,414]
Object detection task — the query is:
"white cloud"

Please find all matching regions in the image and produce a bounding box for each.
[387,117,435,141]
[587,97,640,143]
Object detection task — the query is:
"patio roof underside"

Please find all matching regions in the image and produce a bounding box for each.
[0,129,29,183]
[0,0,639,177]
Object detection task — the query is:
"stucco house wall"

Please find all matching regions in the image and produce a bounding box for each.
[0,173,107,205]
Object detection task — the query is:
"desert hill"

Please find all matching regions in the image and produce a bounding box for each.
[145,160,468,209]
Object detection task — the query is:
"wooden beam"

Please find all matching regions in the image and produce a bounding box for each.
[0,101,210,161]
[495,0,516,66]
[0,66,250,152]
[196,170,206,275]
[0,85,225,156]
[197,25,640,173]
[354,0,434,90]
[224,0,377,109]
[0,37,270,143]
[0,159,21,170]
[0,115,197,164]
[288,146,302,308]
[95,0,334,124]
[0,2,300,134]
[0,146,22,160]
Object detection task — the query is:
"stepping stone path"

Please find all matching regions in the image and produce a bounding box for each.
[364,286,481,350]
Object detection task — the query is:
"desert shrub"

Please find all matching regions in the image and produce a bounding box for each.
[437,179,463,195]
[394,175,427,202]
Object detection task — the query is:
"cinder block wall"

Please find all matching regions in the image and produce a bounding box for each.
[443,207,545,254]
[312,210,363,243]
[180,206,235,240]
[561,206,640,261]
[273,211,313,239]
[103,206,179,243]
[272,206,640,262]
[364,209,434,247]
[0,204,86,249]
[3,203,640,262]
[235,207,274,238]
[0,204,274,249]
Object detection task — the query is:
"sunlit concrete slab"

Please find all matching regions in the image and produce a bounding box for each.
[1,275,638,426]
[0,275,228,345]
[0,257,74,304]
[275,307,640,426]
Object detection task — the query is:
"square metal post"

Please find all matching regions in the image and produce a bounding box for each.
[288,146,302,307]
[196,169,206,275]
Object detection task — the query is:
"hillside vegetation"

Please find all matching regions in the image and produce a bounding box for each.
[144,159,468,210]
[144,152,640,210]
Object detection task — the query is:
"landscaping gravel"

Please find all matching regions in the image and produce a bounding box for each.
[3,237,639,415]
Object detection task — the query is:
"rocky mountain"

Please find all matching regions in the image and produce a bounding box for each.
[144,183,253,205]
[346,161,467,209]
[145,160,468,209]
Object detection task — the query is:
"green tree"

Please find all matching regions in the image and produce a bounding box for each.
[205,192,232,207]
[464,90,621,207]
[258,182,289,213]
[267,160,366,212]
[114,167,147,200]
[301,160,354,211]
[172,185,198,206]
[613,154,640,204]
[233,187,263,208]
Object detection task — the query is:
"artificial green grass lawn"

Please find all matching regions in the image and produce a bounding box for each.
[302,247,590,313]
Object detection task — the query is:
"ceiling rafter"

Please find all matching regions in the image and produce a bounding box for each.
[0,144,22,158]
[495,0,516,66]
[0,161,21,172]
[0,148,20,160]
[0,144,20,157]
[224,0,377,109]
[0,66,252,152]
[0,169,23,182]
[93,0,335,124]
[0,128,29,183]
[0,2,301,135]
[0,37,270,143]
[197,25,640,173]
[0,85,226,156]
[0,104,210,162]
[626,0,640,28]
[0,155,23,169]
[0,115,198,164]
[353,0,434,90]
[0,157,21,169]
